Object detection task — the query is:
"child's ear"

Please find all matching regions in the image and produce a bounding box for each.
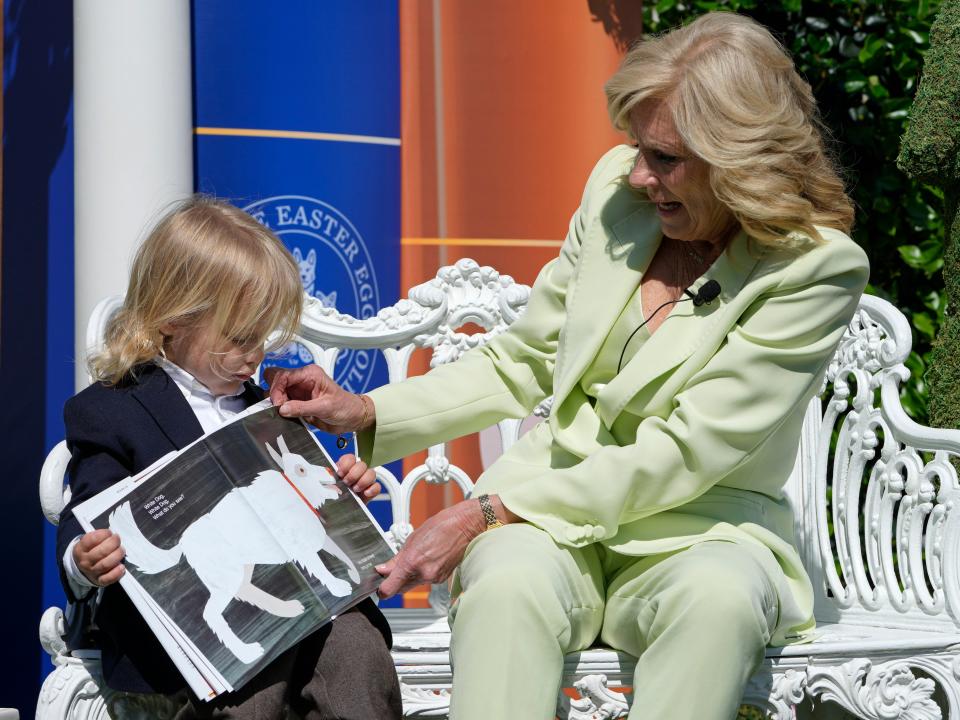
[159,322,177,336]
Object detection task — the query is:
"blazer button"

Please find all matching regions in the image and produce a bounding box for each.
[591,525,606,540]
[565,527,585,543]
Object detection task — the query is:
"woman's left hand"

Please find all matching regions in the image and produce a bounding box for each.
[376,501,485,598]
[336,454,380,504]
[376,495,521,598]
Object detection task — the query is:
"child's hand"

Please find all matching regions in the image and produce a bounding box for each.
[74,529,126,587]
[336,454,381,505]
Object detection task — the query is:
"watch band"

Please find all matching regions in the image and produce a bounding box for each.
[477,493,503,531]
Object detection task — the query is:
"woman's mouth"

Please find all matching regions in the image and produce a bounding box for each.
[656,201,682,214]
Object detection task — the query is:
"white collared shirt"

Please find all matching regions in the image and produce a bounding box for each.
[63,359,256,595]
[154,357,250,434]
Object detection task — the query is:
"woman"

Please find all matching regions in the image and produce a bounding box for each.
[269,12,868,719]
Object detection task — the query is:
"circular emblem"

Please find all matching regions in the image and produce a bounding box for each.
[244,195,380,393]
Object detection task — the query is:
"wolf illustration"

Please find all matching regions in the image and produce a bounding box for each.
[109,435,361,664]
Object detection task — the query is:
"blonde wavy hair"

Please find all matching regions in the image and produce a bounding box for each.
[604,12,854,249]
[90,196,304,385]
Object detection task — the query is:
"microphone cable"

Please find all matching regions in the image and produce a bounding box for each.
[616,280,722,374]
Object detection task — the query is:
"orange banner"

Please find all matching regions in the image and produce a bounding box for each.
[399,0,640,606]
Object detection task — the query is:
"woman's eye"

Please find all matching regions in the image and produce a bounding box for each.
[655,151,680,165]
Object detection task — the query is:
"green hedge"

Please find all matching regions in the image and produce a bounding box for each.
[643,0,947,423]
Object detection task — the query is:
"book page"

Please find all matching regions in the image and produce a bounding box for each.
[205,407,396,619]
[73,426,331,696]
[119,574,229,698]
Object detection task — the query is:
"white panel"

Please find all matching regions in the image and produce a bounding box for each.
[74,0,193,390]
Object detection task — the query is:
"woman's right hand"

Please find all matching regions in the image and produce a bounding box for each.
[74,529,125,587]
[265,364,373,435]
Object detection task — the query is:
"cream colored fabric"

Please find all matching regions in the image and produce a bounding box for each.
[448,524,776,720]
[579,282,648,396]
[361,144,869,645]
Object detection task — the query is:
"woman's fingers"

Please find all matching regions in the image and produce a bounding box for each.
[269,366,367,436]
[278,398,328,420]
[376,557,395,576]
[268,364,328,405]
[376,505,478,598]
[377,558,415,599]
[262,365,282,393]
[266,366,295,405]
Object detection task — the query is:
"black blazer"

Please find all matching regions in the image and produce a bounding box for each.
[58,363,394,694]
[56,363,267,693]
[57,363,393,694]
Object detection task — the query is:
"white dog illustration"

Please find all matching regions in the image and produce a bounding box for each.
[109,435,361,664]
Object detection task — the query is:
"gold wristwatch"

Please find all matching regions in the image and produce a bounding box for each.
[477,493,503,531]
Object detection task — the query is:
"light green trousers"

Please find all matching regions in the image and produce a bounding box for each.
[448,524,778,720]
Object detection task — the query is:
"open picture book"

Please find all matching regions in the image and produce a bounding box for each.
[71,400,396,701]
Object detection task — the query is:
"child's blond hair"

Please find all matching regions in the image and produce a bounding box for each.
[90,196,304,385]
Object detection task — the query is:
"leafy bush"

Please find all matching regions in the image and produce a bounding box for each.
[644,0,947,423]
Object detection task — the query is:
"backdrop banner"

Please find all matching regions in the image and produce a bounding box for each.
[192,1,401,549]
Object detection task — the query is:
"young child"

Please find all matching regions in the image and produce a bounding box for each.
[56,196,402,719]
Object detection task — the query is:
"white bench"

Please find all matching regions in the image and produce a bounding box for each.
[38,258,960,719]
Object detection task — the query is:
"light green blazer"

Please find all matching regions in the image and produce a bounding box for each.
[362,145,869,644]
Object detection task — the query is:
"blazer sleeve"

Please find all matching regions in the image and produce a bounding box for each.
[56,391,137,602]
[496,238,869,546]
[360,146,630,467]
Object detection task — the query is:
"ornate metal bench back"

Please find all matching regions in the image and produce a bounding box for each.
[787,293,960,630]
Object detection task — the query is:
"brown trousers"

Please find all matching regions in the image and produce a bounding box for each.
[174,601,402,720]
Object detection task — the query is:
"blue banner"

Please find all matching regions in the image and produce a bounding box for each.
[192,2,401,566]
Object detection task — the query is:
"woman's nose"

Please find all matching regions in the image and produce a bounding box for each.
[629,155,657,189]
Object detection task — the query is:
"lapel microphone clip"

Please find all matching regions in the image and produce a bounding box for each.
[683,279,722,306]
[616,279,723,374]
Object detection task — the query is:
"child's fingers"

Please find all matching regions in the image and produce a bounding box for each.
[361,482,382,504]
[345,463,370,487]
[76,531,121,567]
[77,528,113,551]
[97,563,126,587]
[351,469,377,492]
[338,455,370,486]
[336,453,357,475]
[348,472,378,504]
[336,452,379,503]
[91,545,126,578]
[92,533,122,559]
